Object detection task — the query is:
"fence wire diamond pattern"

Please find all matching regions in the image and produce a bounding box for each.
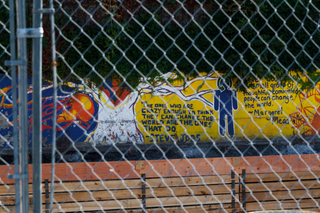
[1,0,320,212]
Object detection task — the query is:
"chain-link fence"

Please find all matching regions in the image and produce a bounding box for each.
[1,0,320,212]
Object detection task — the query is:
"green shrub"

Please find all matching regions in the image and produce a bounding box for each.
[6,0,318,91]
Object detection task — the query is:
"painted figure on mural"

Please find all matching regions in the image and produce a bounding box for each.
[91,79,143,144]
[213,78,238,137]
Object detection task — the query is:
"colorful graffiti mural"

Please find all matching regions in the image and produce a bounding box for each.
[290,83,320,136]
[0,76,99,147]
[0,72,319,147]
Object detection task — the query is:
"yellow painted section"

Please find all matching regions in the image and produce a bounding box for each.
[80,95,92,110]
[135,72,320,143]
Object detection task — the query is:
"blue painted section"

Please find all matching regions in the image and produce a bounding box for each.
[0,75,100,147]
[214,81,238,137]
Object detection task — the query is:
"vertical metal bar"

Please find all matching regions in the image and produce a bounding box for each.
[242,169,246,211]
[8,0,20,212]
[32,0,43,211]
[49,0,57,211]
[45,179,49,213]
[16,0,29,211]
[141,174,146,213]
[231,170,235,213]
[45,179,49,199]
[45,200,49,213]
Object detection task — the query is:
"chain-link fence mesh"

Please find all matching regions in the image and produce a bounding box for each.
[1,0,320,212]
[0,0,18,211]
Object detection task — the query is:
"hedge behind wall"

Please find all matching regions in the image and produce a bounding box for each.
[1,0,320,91]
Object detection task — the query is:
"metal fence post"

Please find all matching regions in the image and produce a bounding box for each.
[8,0,20,211]
[32,0,43,211]
[49,0,57,210]
[16,0,29,211]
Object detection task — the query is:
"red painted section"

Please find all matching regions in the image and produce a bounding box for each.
[102,79,130,106]
[290,83,320,135]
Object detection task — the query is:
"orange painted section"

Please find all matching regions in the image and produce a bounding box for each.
[0,154,319,184]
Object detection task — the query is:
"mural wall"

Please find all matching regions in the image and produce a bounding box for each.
[0,72,319,147]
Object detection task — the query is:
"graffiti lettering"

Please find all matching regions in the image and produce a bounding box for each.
[144,125,163,131]
[141,108,161,114]
[145,133,201,143]
[266,117,289,124]
[141,102,215,138]
[252,108,283,116]
[141,120,162,125]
